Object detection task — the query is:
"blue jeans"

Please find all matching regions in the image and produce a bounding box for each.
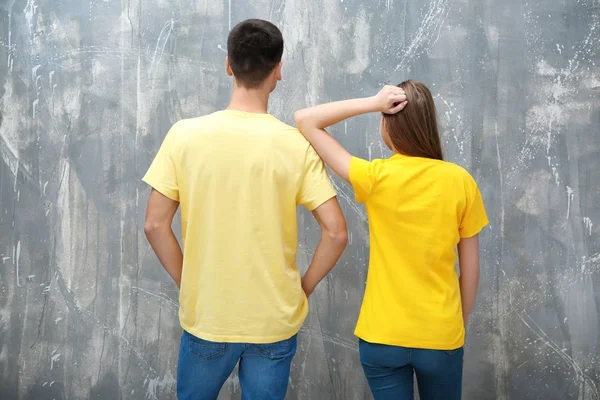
[177,331,297,400]
[359,339,463,400]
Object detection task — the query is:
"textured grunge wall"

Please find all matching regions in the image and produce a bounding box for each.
[1,0,599,399]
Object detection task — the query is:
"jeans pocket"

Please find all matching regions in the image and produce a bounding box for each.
[256,336,297,360]
[187,334,226,361]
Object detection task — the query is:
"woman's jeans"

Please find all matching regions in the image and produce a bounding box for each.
[359,339,463,400]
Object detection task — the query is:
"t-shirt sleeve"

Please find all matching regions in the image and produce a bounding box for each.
[459,174,488,238]
[297,146,337,211]
[142,124,180,202]
[349,157,375,203]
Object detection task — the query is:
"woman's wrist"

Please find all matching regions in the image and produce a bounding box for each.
[363,96,381,113]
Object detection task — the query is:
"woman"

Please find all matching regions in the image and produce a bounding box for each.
[295,81,488,400]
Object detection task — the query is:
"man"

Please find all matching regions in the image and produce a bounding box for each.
[142,19,347,400]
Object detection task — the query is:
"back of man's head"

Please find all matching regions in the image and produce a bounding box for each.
[227,19,284,89]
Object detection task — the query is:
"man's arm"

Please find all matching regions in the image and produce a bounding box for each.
[458,235,481,326]
[301,197,348,297]
[144,189,183,287]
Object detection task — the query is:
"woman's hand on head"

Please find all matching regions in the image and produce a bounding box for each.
[373,85,408,114]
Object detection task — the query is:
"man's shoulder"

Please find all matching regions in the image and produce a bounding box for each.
[173,113,219,131]
[267,115,302,133]
[166,113,222,146]
[266,117,312,147]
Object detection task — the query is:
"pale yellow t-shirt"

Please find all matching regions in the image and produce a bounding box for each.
[349,154,488,350]
[143,110,336,343]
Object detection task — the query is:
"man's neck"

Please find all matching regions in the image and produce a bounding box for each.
[227,85,270,114]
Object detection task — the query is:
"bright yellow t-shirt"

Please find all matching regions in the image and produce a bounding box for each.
[349,154,488,350]
[143,110,336,343]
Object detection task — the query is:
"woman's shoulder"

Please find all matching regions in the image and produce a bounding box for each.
[434,159,468,174]
[434,161,480,189]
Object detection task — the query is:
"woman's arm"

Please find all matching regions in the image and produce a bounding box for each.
[458,235,481,327]
[294,86,407,182]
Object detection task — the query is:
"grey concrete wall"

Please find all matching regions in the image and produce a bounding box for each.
[1,0,599,399]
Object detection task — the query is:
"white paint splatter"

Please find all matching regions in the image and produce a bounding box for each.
[15,241,21,287]
[551,166,560,186]
[566,186,574,219]
[31,65,41,81]
[510,290,598,397]
[378,141,385,158]
[438,95,465,156]
[346,10,371,75]
[394,0,451,72]
[131,286,179,310]
[583,217,593,236]
[24,0,38,39]
[50,352,61,370]
[148,19,175,82]
[145,374,176,400]
[32,99,39,118]
[585,253,600,269]
[546,125,552,157]
[13,160,19,192]
[537,60,558,76]
[7,0,14,71]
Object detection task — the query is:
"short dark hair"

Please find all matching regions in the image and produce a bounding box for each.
[227,19,284,88]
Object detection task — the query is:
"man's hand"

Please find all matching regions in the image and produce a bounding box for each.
[371,85,408,114]
[301,280,315,298]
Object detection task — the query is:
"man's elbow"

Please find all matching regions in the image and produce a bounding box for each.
[326,227,348,249]
[144,219,169,238]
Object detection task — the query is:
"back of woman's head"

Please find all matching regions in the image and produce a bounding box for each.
[382,80,443,160]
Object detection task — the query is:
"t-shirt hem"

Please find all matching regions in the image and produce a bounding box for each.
[142,176,179,202]
[459,217,490,239]
[182,326,301,344]
[355,332,465,351]
[305,191,337,211]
